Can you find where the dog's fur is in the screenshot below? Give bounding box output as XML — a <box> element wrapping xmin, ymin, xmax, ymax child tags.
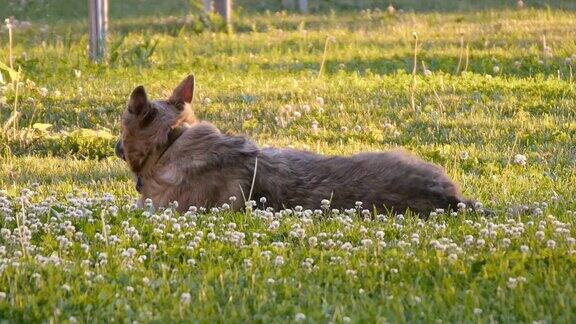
<box><xmin>116</xmin><ymin>75</ymin><xmax>478</xmax><ymax>216</ymax></box>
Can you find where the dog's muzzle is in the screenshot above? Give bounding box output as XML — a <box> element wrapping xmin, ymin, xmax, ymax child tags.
<box><xmin>115</xmin><ymin>140</ymin><xmax>125</xmax><ymax>161</ymax></box>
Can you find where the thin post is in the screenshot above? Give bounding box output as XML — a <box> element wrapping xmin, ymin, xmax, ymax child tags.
<box><xmin>88</xmin><ymin>0</ymin><xmax>108</xmax><ymax>62</ymax></box>
<box><xmin>214</xmin><ymin>0</ymin><xmax>232</xmax><ymax>26</ymax></box>
<box><xmin>298</xmin><ymin>0</ymin><xmax>308</xmax><ymax>13</ymax></box>
<box><xmin>103</xmin><ymin>0</ymin><xmax>108</xmax><ymax>32</ymax></box>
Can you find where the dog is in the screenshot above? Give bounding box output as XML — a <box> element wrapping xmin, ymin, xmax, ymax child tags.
<box><xmin>116</xmin><ymin>75</ymin><xmax>483</xmax><ymax>216</ymax></box>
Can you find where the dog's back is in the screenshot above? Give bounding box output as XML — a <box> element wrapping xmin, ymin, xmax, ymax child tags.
<box><xmin>254</xmin><ymin>148</ymin><xmax>465</xmax><ymax>214</ymax></box>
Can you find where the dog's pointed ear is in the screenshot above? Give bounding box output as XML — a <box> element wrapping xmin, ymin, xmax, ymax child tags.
<box><xmin>169</xmin><ymin>75</ymin><xmax>195</xmax><ymax>109</ymax></box>
<box><xmin>128</xmin><ymin>85</ymin><xmax>149</xmax><ymax>115</ymax></box>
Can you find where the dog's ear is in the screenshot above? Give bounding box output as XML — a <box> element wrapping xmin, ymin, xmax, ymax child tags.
<box><xmin>169</xmin><ymin>75</ymin><xmax>195</xmax><ymax>109</ymax></box>
<box><xmin>128</xmin><ymin>85</ymin><xmax>149</xmax><ymax>115</ymax></box>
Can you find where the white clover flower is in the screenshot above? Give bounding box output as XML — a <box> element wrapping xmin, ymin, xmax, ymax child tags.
<box><xmin>547</xmin><ymin>240</ymin><xmax>556</xmax><ymax>249</ymax></box>
<box><xmin>535</xmin><ymin>231</ymin><xmax>545</xmax><ymax>240</ymax></box>
<box><xmin>474</xmin><ymin>308</ymin><xmax>483</xmax><ymax>315</ymax></box>
<box><xmin>311</xmin><ymin>120</ymin><xmax>319</xmax><ymax>135</ymax></box>
<box><xmin>180</xmin><ymin>292</ymin><xmax>192</xmax><ymax>305</ymax></box>
<box><xmin>295</xmin><ymin>313</ymin><xmax>306</xmax><ymax>322</ymax></box>
<box><xmin>507</xmin><ymin>277</ymin><xmax>518</xmax><ymax>289</ymax></box>
<box><xmin>274</xmin><ymin>256</ymin><xmax>284</xmax><ymax>266</ymax></box>
<box><xmin>423</xmin><ymin>69</ymin><xmax>432</xmax><ymax>77</ymax></box>
<box><xmin>5</xmin><ymin>18</ymin><xmax>13</xmax><ymax>29</ymax></box>
<box><xmin>308</xmin><ymin>236</ymin><xmax>317</xmax><ymax>246</ymax></box>
<box><xmin>0</xmin><ymin>292</ymin><xmax>6</xmax><ymax>300</ymax></box>
<box><xmin>448</xmin><ymin>253</ymin><xmax>458</xmax><ymax>263</ymax></box>
<box><xmin>315</xmin><ymin>97</ymin><xmax>324</xmax><ymax>106</ymax></box>
<box><xmin>361</xmin><ymin>238</ymin><xmax>373</xmax><ymax>247</ymax></box>
<box><xmin>341</xmin><ymin>242</ymin><xmax>353</xmax><ymax>251</ymax></box>
<box><xmin>513</xmin><ymin>154</ymin><xmax>527</xmax><ymax>166</ymax></box>
<box><xmin>520</xmin><ymin>245</ymin><xmax>530</xmax><ymax>254</ymax></box>
<box><xmin>460</xmin><ymin>151</ymin><xmax>469</xmax><ymax>160</ymax></box>
<box><xmin>126</xmin><ymin>286</ymin><xmax>134</xmax><ymax>293</ymax></box>
<box><xmin>343</xmin><ymin>316</ymin><xmax>352</xmax><ymax>323</ymax></box>
<box><xmin>39</xmin><ymin>87</ymin><xmax>48</xmax><ymax>97</ymax></box>
<box><xmin>268</xmin><ymin>220</ymin><xmax>280</xmax><ymax>231</ymax></box>
<box><xmin>493</xmin><ymin>66</ymin><xmax>500</xmax><ymax>73</ymax></box>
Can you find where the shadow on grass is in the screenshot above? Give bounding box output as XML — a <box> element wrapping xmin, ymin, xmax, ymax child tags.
<box><xmin>257</xmin><ymin>54</ymin><xmax>575</xmax><ymax>80</ymax></box>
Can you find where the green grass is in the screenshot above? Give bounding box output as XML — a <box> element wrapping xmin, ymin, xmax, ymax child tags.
<box><xmin>1</xmin><ymin>1</ymin><xmax>576</xmax><ymax>322</ymax></box>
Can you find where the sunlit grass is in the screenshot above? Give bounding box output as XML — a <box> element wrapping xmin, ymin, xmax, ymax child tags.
<box><xmin>0</xmin><ymin>2</ymin><xmax>575</xmax><ymax>322</ymax></box>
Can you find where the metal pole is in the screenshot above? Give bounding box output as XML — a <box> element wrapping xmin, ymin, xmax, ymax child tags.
<box><xmin>89</xmin><ymin>0</ymin><xmax>107</xmax><ymax>62</ymax></box>
<box><xmin>214</xmin><ymin>0</ymin><xmax>231</xmax><ymax>26</ymax></box>
<box><xmin>298</xmin><ymin>0</ymin><xmax>308</xmax><ymax>13</ymax></box>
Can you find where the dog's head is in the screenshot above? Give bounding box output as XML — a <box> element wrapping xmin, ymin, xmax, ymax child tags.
<box><xmin>116</xmin><ymin>75</ymin><xmax>197</xmax><ymax>174</ymax></box>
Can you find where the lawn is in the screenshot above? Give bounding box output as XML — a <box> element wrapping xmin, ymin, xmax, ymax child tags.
<box><xmin>0</xmin><ymin>0</ymin><xmax>575</xmax><ymax>322</ymax></box>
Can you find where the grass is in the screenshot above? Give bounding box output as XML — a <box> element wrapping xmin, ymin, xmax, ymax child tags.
<box><xmin>1</xmin><ymin>1</ymin><xmax>576</xmax><ymax>322</ymax></box>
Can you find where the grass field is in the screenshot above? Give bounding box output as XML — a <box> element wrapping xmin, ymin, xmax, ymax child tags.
<box><xmin>1</xmin><ymin>0</ymin><xmax>576</xmax><ymax>322</ymax></box>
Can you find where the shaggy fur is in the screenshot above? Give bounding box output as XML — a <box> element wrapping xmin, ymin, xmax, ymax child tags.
<box><xmin>116</xmin><ymin>75</ymin><xmax>479</xmax><ymax>216</ymax></box>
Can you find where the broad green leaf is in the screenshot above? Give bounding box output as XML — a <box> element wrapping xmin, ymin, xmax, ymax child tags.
<box><xmin>71</xmin><ymin>128</ymin><xmax>115</xmax><ymax>140</ymax></box>
<box><xmin>32</xmin><ymin>123</ymin><xmax>53</xmax><ymax>132</ymax></box>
